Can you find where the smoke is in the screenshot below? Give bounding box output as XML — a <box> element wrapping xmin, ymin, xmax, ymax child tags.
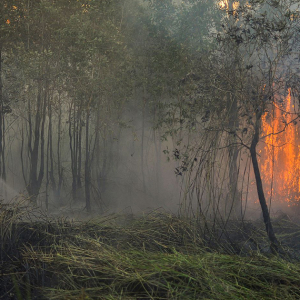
<box><xmin>0</xmin><ymin>179</ymin><xmax>19</xmax><ymax>203</ymax></box>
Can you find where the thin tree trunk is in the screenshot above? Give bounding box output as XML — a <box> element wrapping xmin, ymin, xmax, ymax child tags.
<box><xmin>57</xmin><ymin>92</ymin><xmax>63</xmax><ymax>203</ymax></box>
<box><xmin>85</xmin><ymin>110</ymin><xmax>91</xmax><ymax>212</ymax></box>
<box><xmin>71</xmin><ymin>104</ymin><xmax>83</xmax><ymax>203</ymax></box>
<box><xmin>2</xmin><ymin>113</ymin><xmax>5</xmax><ymax>181</ymax></box>
<box><xmin>78</xmin><ymin>113</ymin><xmax>82</xmax><ymax>188</ymax></box>
<box><xmin>141</xmin><ymin>98</ymin><xmax>146</xmax><ymax>193</ymax></box>
<box><xmin>69</xmin><ymin>104</ymin><xmax>75</xmax><ymax>200</ymax></box>
<box><xmin>228</xmin><ymin>142</ymin><xmax>241</xmax><ymax>218</ymax></box>
<box><xmin>46</xmin><ymin>115</ymin><xmax>50</xmax><ymax>210</ymax></box>
<box><xmin>48</xmin><ymin>99</ymin><xmax>56</xmax><ymax>192</ymax></box>
<box><xmin>25</xmin><ymin>79</ymin><xmax>47</xmax><ymax>205</ymax></box>
<box><xmin>0</xmin><ymin>45</ymin><xmax>6</xmax><ymax>180</ymax></box>
<box><xmin>27</xmin><ymin>82</ymin><xmax>41</xmax><ymax>204</ymax></box>
<box><xmin>95</xmin><ymin>107</ymin><xmax>102</xmax><ymax>193</ymax></box>
<box><xmin>250</xmin><ymin>116</ymin><xmax>279</xmax><ymax>253</ymax></box>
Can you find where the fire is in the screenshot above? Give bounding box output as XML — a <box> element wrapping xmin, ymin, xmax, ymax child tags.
<box><xmin>259</xmin><ymin>89</ymin><xmax>300</xmax><ymax>207</ymax></box>
<box><xmin>219</xmin><ymin>0</ymin><xmax>229</xmax><ymax>9</ymax></box>
<box><xmin>218</xmin><ymin>1</ymin><xmax>240</xmax><ymax>11</ymax></box>
<box><xmin>232</xmin><ymin>1</ymin><xmax>240</xmax><ymax>10</ymax></box>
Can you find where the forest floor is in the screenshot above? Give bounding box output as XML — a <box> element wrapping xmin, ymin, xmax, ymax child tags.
<box><xmin>1</xmin><ymin>202</ymin><xmax>300</xmax><ymax>300</ymax></box>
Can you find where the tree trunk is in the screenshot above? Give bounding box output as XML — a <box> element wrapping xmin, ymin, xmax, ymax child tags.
<box><xmin>228</xmin><ymin>94</ymin><xmax>241</xmax><ymax>219</ymax></box>
<box><xmin>69</xmin><ymin>104</ymin><xmax>83</xmax><ymax>203</ymax></box>
<box><xmin>56</xmin><ymin>92</ymin><xmax>63</xmax><ymax>203</ymax></box>
<box><xmin>85</xmin><ymin>110</ymin><xmax>91</xmax><ymax>212</ymax></box>
<box><xmin>250</xmin><ymin>116</ymin><xmax>279</xmax><ymax>253</ymax></box>
<box><xmin>0</xmin><ymin>45</ymin><xmax>6</xmax><ymax>181</ymax></box>
<box><xmin>141</xmin><ymin>97</ymin><xmax>146</xmax><ymax>193</ymax></box>
<box><xmin>24</xmin><ymin>80</ymin><xmax>46</xmax><ymax>205</ymax></box>
<box><xmin>69</xmin><ymin>104</ymin><xmax>77</xmax><ymax>202</ymax></box>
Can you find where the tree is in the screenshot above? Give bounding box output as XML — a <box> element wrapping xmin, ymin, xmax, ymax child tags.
<box><xmin>160</xmin><ymin>0</ymin><xmax>300</xmax><ymax>251</ymax></box>
<box><xmin>222</xmin><ymin>0</ymin><xmax>300</xmax><ymax>251</ymax></box>
<box><xmin>0</xmin><ymin>1</ymin><xmax>29</xmax><ymax>182</ymax></box>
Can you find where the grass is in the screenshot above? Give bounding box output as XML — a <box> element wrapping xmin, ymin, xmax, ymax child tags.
<box><xmin>1</xmin><ymin>203</ymin><xmax>300</xmax><ymax>299</ymax></box>
<box><xmin>24</xmin><ymin>243</ymin><xmax>300</xmax><ymax>299</ymax></box>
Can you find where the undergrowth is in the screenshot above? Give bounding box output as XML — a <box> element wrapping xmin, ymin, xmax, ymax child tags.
<box><xmin>1</xmin><ymin>202</ymin><xmax>300</xmax><ymax>299</ymax></box>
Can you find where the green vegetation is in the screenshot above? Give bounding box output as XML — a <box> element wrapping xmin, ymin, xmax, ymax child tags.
<box><xmin>1</xmin><ymin>202</ymin><xmax>300</xmax><ymax>299</ymax></box>
<box><xmin>1</xmin><ymin>1</ymin><xmax>300</xmax><ymax>298</ymax></box>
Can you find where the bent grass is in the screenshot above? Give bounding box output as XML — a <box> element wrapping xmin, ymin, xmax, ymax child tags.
<box><xmin>1</xmin><ymin>205</ymin><xmax>300</xmax><ymax>299</ymax></box>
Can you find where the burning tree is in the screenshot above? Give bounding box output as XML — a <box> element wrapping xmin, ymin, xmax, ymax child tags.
<box><xmin>165</xmin><ymin>0</ymin><xmax>300</xmax><ymax>252</ymax></box>
<box><xmin>242</xmin><ymin>0</ymin><xmax>300</xmax><ymax>251</ymax></box>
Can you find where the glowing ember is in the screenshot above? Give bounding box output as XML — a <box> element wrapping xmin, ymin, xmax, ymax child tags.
<box><xmin>218</xmin><ymin>1</ymin><xmax>240</xmax><ymax>11</ymax></box>
<box><xmin>259</xmin><ymin>89</ymin><xmax>300</xmax><ymax>207</ymax></box>
<box><xmin>219</xmin><ymin>0</ymin><xmax>229</xmax><ymax>9</ymax></box>
<box><xmin>232</xmin><ymin>1</ymin><xmax>240</xmax><ymax>10</ymax></box>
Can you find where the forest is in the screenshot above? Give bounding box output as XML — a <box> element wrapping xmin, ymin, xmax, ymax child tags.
<box><xmin>1</xmin><ymin>0</ymin><xmax>300</xmax><ymax>299</ymax></box>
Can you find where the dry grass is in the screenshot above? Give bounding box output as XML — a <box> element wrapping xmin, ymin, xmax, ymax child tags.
<box><xmin>1</xmin><ymin>203</ymin><xmax>300</xmax><ymax>299</ymax></box>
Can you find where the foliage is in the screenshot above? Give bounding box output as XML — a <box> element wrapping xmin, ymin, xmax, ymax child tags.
<box><xmin>157</xmin><ymin>0</ymin><xmax>300</xmax><ymax>243</ymax></box>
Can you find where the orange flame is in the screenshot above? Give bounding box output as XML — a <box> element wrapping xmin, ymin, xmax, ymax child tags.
<box><xmin>219</xmin><ymin>1</ymin><xmax>240</xmax><ymax>11</ymax></box>
<box><xmin>219</xmin><ymin>0</ymin><xmax>229</xmax><ymax>9</ymax></box>
<box><xmin>259</xmin><ymin>89</ymin><xmax>300</xmax><ymax>207</ymax></box>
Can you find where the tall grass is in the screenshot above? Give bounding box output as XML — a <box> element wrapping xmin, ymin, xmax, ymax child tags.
<box><xmin>1</xmin><ymin>203</ymin><xmax>300</xmax><ymax>299</ymax></box>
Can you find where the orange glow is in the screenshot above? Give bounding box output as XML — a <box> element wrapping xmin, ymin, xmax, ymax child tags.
<box><xmin>233</xmin><ymin>1</ymin><xmax>240</xmax><ymax>10</ymax></box>
<box><xmin>5</xmin><ymin>19</ymin><xmax>10</xmax><ymax>24</ymax></box>
<box><xmin>290</xmin><ymin>12</ymin><xmax>300</xmax><ymax>21</ymax></box>
<box><xmin>12</xmin><ymin>5</ymin><xmax>17</xmax><ymax>10</ymax></box>
<box><xmin>245</xmin><ymin>2</ymin><xmax>251</xmax><ymax>8</ymax></box>
<box><xmin>219</xmin><ymin>1</ymin><xmax>241</xmax><ymax>16</ymax></box>
<box><xmin>219</xmin><ymin>0</ymin><xmax>229</xmax><ymax>9</ymax></box>
<box><xmin>259</xmin><ymin>89</ymin><xmax>300</xmax><ymax>207</ymax></box>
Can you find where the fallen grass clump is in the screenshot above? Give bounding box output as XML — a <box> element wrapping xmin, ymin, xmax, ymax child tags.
<box><xmin>1</xmin><ymin>205</ymin><xmax>300</xmax><ymax>299</ymax></box>
<box><xmin>22</xmin><ymin>240</ymin><xmax>300</xmax><ymax>300</ymax></box>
